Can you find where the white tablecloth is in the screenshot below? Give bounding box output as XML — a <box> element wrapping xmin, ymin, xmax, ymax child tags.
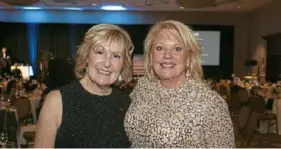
<box><xmin>258</xmin><ymin>99</ymin><xmax>281</xmax><ymax>135</ymax></box>
<box><xmin>273</xmin><ymin>99</ymin><xmax>281</xmax><ymax>135</ymax></box>
<box><xmin>28</xmin><ymin>96</ymin><xmax>40</xmax><ymax>123</ymax></box>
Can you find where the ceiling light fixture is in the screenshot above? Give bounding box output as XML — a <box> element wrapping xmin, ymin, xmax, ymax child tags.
<box><xmin>63</xmin><ymin>7</ymin><xmax>83</xmax><ymax>10</ymax></box>
<box><xmin>21</xmin><ymin>6</ymin><xmax>41</xmax><ymax>10</ymax></box>
<box><xmin>100</xmin><ymin>5</ymin><xmax>127</xmax><ymax>10</ymax></box>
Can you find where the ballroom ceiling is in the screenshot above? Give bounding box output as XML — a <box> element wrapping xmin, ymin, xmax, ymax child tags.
<box><xmin>0</xmin><ymin>0</ymin><xmax>275</xmax><ymax>12</ymax></box>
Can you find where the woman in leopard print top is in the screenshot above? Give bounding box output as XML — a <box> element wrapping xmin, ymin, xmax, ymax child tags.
<box><xmin>124</xmin><ymin>20</ymin><xmax>235</xmax><ymax>148</ymax></box>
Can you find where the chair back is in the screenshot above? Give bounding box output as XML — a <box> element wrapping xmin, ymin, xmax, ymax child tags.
<box><xmin>219</xmin><ymin>84</ymin><xmax>228</xmax><ymax>97</ymax></box>
<box><xmin>266</xmin><ymin>98</ymin><xmax>274</xmax><ymax>110</ymax></box>
<box><xmin>237</xmin><ymin>106</ymin><xmax>251</xmax><ymax>130</ymax></box>
<box><xmin>241</xmin><ymin>112</ymin><xmax>259</xmax><ymax>146</ymax></box>
<box><xmin>249</xmin><ymin>95</ymin><xmax>266</xmax><ymax>114</ymax></box>
<box><xmin>6</xmin><ymin>80</ymin><xmax>17</xmax><ymax>95</ymax></box>
<box><xmin>238</xmin><ymin>89</ymin><xmax>249</xmax><ymax>104</ymax></box>
<box><xmin>229</xmin><ymin>92</ymin><xmax>242</xmax><ymax>112</ymax></box>
<box><xmin>13</xmin><ymin>97</ymin><xmax>30</xmax><ymax>118</ymax></box>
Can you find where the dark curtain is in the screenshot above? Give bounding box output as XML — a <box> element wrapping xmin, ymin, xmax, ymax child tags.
<box><xmin>0</xmin><ymin>23</ymin><xmax>150</xmax><ymax>75</ymax></box>
<box><xmin>37</xmin><ymin>24</ymin><xmax>92</xmax><ymax>58</ymax></box>
<box><xmin>0</xmin><ymin>23</ymin><xmax>97</xmax><ymax>74</ymax></box>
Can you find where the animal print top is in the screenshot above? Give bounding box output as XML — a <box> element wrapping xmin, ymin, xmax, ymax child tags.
<box><xmin>124</xmin><ymin>76</ymin><xmax>235</xmax><ymax>148</ymax></box>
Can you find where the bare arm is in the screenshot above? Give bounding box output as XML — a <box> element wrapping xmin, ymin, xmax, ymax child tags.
<box><xmin>34</xmin><ymin>90</ymin><xmax>63</xmax><ymax>148</ymax></box>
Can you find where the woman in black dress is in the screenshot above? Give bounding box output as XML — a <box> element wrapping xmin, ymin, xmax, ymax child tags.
<box><xmin>34</xmin><ymin>24</ymin><xmax>134</xmax><ymax>148</ymax></box>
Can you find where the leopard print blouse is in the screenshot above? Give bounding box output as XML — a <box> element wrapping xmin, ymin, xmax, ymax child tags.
<box><xmin>124</xmin><ymin>76</ymin><xmax>235</xmax><ymax>148</ymax></box>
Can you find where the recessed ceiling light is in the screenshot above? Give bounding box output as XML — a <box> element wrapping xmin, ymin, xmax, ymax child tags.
<box><xmin>236</xmin><ymin>5</ymin><xmax>241</xmax><ymax>9</ymax></box>
<box><xmin>64</xmin><ymin>7</ymin><xmax>83</xmax><ymax>10</ymax></box>
<box><xmin>180</xmin><ymin>7</ymin><xmax>184</xmax><ymax>9</ymax></box>
<box><xmin>100</xmin><ymin>5</ymin><xmax>127</xmax><ymax>10</ymax></box>
<box><xmin>92</xmin><ymin>3</ymin><xmax>97</xmax><ymax>6</ymax></box>
<box><xmin>21</xmin><ymin>6</ymin><xmax>41</xmax><ymax>10</ymax></box>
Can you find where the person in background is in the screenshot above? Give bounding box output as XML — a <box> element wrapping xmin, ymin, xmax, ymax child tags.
<box><xmin>230</xmin><ymin>77</ymin><xmax>243</xmax><ymax>93</ymax></box>
<box><xmin>259</xmin><ymin>76</ymin><xmax>266</xmax><ymax>87</ymax></box>
<box><xmin>11</xmin><ymin>63</ymin><xmax>22</xmax><ymax>79</ymax></box>
<box><xmin>66</xmin><ymin>56</ymin><xmax>74</xmax><ymax>65</ymax></box>
<box><xmin>36</xmin><ymin>57</ymin><xmax>75</xmax><ymax>119</ymax></box>
<box><xmin>34</xmin><ymin>24</ymin><xmax>134</xmax><ymax>148</ymax></box>
<box><xmin>38</xmin><ymin>51</ymin><xmax>53</xmax><ymax>83</ymax></box>
<box><xmin>124</xmin><ymin>20</ymin><xmax>235</xmax><ymax>148</ymax></box>
<box><xmin>0</xmin><ymin>47</ymin><xmax>12</xmax><ymax>75</ymax></box>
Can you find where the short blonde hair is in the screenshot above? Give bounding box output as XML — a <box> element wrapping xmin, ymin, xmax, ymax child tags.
<box><xmin>144</xmin><ymin>20</ymin><xmax>203</xmax><ymax>81</ymax></box>
<box><xmin>75</xmin><ymin>24</ymin><xmax>134</xmax><ymax>84</ymax></box>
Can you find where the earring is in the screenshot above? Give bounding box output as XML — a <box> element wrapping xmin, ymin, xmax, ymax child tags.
<box><xmin>85</xmin><ymin>67</ymin><xmax>88</xmax><ymax>73</ymax></box>
<box><xmin>84</xmin><ymin>64</ymin><xmax>88</xmax><ymax>73</ymax></box>
<box><xmin>118</xmin><ymin>74</ymin><xmax>122</xmax><ymax>81</ymax></box>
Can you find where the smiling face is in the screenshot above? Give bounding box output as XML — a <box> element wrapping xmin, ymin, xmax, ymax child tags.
<box><xmin>151</xmin><ymin>29</ymin><xmax>189</xmax><ymax>82</ymax></box>
<box><xmin>86</xmin><ymin>40</ymin><xmax>125</xmax><ymax>86</ymax></box>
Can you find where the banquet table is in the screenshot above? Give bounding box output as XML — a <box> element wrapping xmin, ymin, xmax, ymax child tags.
<box><xmin>28</xmin><ymin>96</ymin><xmax>41</xmax><ymax>124</ymax></box>
<box><xmin>258</xmin><ymin>98</ymin><xmax>281</xmax><ymax>135</ymax></box>
<box><xmin>273</xmin><ymin>99</ymin><xmax>281</xmax><ymax>135</ymax></box>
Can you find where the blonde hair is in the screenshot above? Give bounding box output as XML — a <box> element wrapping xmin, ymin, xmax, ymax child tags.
<box><xmin>144</xmin><ymin>20</ymin><xmax>203</xmax><ymax>81</ymax></box>
<box><xmin>75</xmin><ymin>24</ymin><xmax>134</xmax><ymax>84</ymax></box>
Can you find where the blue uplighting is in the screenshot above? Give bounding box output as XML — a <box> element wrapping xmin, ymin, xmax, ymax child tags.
<box><xmin>100</xmin><ymin>5</ymin><xmax>127</xmax><ymax>11</ymax></box>
<box><xmin>27</xmin><ymin>24</ymin><xmax>38</xmax><ymax>74</ymax></box>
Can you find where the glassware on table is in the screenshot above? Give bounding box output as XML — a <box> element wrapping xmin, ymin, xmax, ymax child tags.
<box><xmin>6</xmin><ymin>141</ymin><xmax>15</xmax><ymax>148</ymax></box>
<box><xmin>0</xmin><ymin>95</ymin><xmax>4</xmax><ymax>105</ymax></box>
<box><xmin>0</xmin><ymin>106</ymin><xmax>8</xmax><ymax>148</ymax></box>
<box><xmin>0</xmin><ymin>131</ymin><xmax>8</xmax><ymax>148</ymax></box>
<box><xmin>3</xmin><ymin>95</ymin><xmax>12</xmax><ymax>108</ymax></box>
<box><xmin>6</xmin><ymin>96</ymin><xmax>11</xmax><ymax>104</ymax></box>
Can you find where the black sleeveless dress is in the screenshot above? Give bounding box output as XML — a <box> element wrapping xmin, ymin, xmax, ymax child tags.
<box><xmin>54</xmin><ymin>80</ymin><xmax>131</xmax><ymax>148</ymax></box>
